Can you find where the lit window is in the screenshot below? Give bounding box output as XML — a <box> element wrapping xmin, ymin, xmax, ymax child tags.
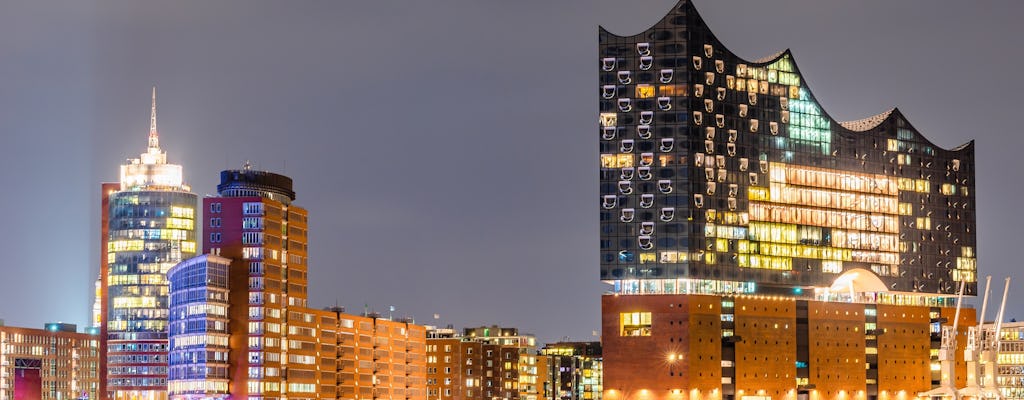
<box><xmin>619</xmin><ymin>312</ymin><xmax>652</xmax><ymax>336</ymax></box>
<box><xmin>635</xmin><ymin>84</ymin><xmax>655</xmax><ymax>99</ymax></box>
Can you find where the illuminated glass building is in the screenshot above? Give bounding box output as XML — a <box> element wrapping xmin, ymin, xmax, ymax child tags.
<box><xmin>166</xmin><ymin>255</ymin><xmax>231</xmax><ymax>400</ymax></box>
<box><xmin>599</xmin><ymin>2</ymin><xmax>976</xmax><ymax>299</ymax></box>
<box><xmin>597</xmin><ymin>2</ymin><xmax>978</xmax><ymax>400</ymax></box>
<box><xmin>105</xmin><ymin>88</ymin><xmax>198</xmax><ymax>400</ymax></box>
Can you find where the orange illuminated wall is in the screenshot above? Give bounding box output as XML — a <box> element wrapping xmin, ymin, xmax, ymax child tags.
<box><xmin>806</xmin><ymin>301</ymin><xmax>866</xmax><ymax>398</ymax></box>
<box><xmin>333</xmin><ymin>311</ymin><xmax>426</xmax><ymax>400</ymax></box>
<box><xmin>602</xmin><ymin>294</ymin><xmax>975</xmax><ymax>400</ymax></box>
<box><xmin>734</xmin><ymin>297</ymin><xmax>796</xmax><ymax>399</ymax></box>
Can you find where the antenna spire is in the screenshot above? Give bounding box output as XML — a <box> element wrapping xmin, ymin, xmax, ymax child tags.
<box><xmin>148</xmin><ymin>86</ymin><xmax>159</xmax><ymax>150</ymax></box>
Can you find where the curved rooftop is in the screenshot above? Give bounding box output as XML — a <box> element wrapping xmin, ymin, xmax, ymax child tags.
<box><xmin>599</xmin><ymin>0</ymin><xmax>972</xmax><ymax>153</ymax></box>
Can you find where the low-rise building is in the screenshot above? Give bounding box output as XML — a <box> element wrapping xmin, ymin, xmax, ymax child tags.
<box><xmin>540</xmin><ymin>342</ymin><xmax>602</xmax><ymax>400</ymax></box>
<box><xmin>0</xmin><ymin>322</ymin><xmax>100</xmax><ymax>400</ymax></box>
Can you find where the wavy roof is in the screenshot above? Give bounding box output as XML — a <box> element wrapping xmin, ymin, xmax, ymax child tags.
<box><xmin>599</xmin><ymin>0</ymin><xmax>973</xmax><ymax>154</ymax></box>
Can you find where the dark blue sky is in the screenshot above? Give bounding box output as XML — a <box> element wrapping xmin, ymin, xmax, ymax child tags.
<box><xmin>0</xmin><ymin>0</ymin><xmax>1021</xmax><ymax>343</ymax></box>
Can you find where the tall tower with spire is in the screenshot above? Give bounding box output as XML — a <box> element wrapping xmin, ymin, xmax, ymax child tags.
<box><xmin>102</xmin><ymin>87</ymin><xmax>198</xmax><ymax>400</ymax></box>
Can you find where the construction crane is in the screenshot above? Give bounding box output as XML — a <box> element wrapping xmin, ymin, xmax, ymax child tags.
<box><xmin>959</xmin><ymin>276</ymin><xmax>992</xmax><ymax>399</ymax></box>
<box><xmin>921</xmin><ymin>280</ymin><xmax>966</xmax><ymax>400</ymax></box>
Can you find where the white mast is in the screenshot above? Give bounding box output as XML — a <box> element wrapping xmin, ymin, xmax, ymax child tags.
<box><xmin>148</xmin><ymin>85</ymin><xmax>159</xmax><ymax>150</ymax></box>
<box><xmin>960</xmin><ymin>276</ymin><xmax>992</xmax><ymax>397</ymax></box>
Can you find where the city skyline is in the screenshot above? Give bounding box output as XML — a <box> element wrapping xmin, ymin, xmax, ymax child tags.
<box><xmin>0</xmin><ymin>0</ymin><xmax>1022</xmax><ymax>344</ymax></box>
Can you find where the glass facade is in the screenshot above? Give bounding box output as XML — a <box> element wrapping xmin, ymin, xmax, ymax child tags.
<box><xmin>105</xmin><ymin>88</ymin><xmax>197</xmax><ymax>400</ymax></box>
<box><xmin>598</xmin><ymin>0</ymin><xmax>976</xmax><ymax>297</ymax></box>
<box><xmin>167</xmin><ymin>255</ymin><xmax>231</xmax><ymax>400</ymax></box>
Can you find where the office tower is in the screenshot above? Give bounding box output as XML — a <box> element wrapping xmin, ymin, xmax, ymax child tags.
<box><xmin>539</xmin><ymin>342</ymin><xmax>602</xmax><ymax>400</ymax></box>
<box><xmin>598</xmin><ymin>2</ymin><xmax>977</xmax><ymax>399</ymax></box>
<box><xmin>166</xmin><ymin>255</ymin><xmax>232</xmax><ymax>400</ymax></box>
<box><xmin>105</xmin><ymin>88</ymin><xmax>198</xmax><ymax>400</ymax></box>
<box><xmin>0</xmin><ymin>322</ymin><xmax>101</xmax><ymax>400</ymax></box>
<box><xmin>202</xmin><ymin>167</ymin><xmax>318</xmax><ymax>400</ymax></box>
<box><xmin>330</xmin><ymin>308</ymin><xmax>427</xmax><ymax>400</ymax></box>
<box><xmin>426</xmin><ymin>326</ymin><xmax>538</xmax><ymax>400</ymax></box>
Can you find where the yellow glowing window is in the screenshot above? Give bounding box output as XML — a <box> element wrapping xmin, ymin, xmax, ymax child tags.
<box><xmin>600</xmin><ymin>113</ymin><xmax>617</xmax><ymax>127</ymax></box>
<box><xmin>635</xmin><ymin>84</ymin><xmax>655</xmax><ymax>99</ymax></box>
<box><xmin>941</xmin><ymin>184</ymin><xmax>956</xmax><ymax>195</ymax></box>
<box><xmin>963</xmin><ymin>246</ymin><xmax>975</xmax><ymax>258</ymax></box>
<box><xmin>170</xmin><ymin>206</ymin><xmax>194</xmax><ymax>219</ymax></box>
<box><xmin>639</xmin><ymin>253</ymin><xmax>656</xmax><ymax>264</ymax></box>
<box><xmin>602</xmin><ymin>154</ymin><xmax>634</xmax><ymax>168</ymax></box>
<box><xmin>619</xmin><ymin>312</ymin><xmax>651</xmax><ymax>337</ymax></box>
<box><xmin>915</xmin><ymin>179</ymin><xmax>930</xmax><ymax>193</ymax></box>
<box><xmin>789</xmin><ymin>85</ymin><xmax>800</xmax><ymax>99</ymax></box>
<box><xmin>716</xmin><ymin>238</ymin><xmax>728</xmax><ymax>252</ymax></box>
<box><xmin>898</xmin><ymin>203</ymin><xmax>913</xmax><ymax>215</ymax></box>
<box><xmin>658</xmin><ymin>84</ymin><xmax>687</xmax><ymax>97</ymax></box>
<box><xmin>888</xmin><ymin>139</ymin><xmax>899</xmax><ymax>152</ymax></box>
<box><xmin>822</xmin><ymin>261</ymin><xmax>842</xmax><ymax>274</ymax></box>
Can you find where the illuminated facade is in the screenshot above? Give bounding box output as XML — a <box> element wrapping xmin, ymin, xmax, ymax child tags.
<box><xmin>597</xmin><ymin>2</ymin><xmax>980</xmax><ymax>400</ymax></box>
<box><xmin>539</xmin><ymin>342</ymin><xmax>602</xmax><ymax>400</ymax></box>
<box><xmin>166</xmin><ymin>255</ymin><xmax>232</xmax><ymax>400</ymax></box>
<box><xmin>105</xmin><ymin>88</ymin><xmax>197</xmax><ymax>400</ymax></box>
<box><xmin>990</xmin><ymin>322</ymin><xmax>1024</xmax><ymax>399</ymax></box>
<box><xmin>330</xmin><ymin>308</ymin><xmax>427</xmax><ymax>400</ymax></box>
<box><xmin>203</xmin><ymin>168</ymin><xmax>325</xmax><ymax>400</ymax></box>
<box><xmin>0</xmin><ymin>323</ymin><xmax>100</xmax><ymax>400</ymax></box>
<box><xmin>598</xmin><ymin>1</ymin><xmax>976</xmax><ymax>298</ymax></box>
<box><xmin>426</xmin><ymin>326</ymin><xmax>539</xmax><ymax>400</ymax></box>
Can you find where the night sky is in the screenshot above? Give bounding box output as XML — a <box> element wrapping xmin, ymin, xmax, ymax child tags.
<box><xmin>1</xmin><ymin>0</ymin><xmax>1022</xmax><ymax>344</ymax></box>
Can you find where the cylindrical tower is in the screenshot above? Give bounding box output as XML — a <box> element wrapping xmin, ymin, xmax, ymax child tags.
<box><xmin>105</xmin><ymin>88</ymin><xmax>198</xmax><ymax>400</ymax></box>
<box><xmin>167</xmin><ymin>255</ymin><xmax>232</xmax><ymax>400</ymax></box>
